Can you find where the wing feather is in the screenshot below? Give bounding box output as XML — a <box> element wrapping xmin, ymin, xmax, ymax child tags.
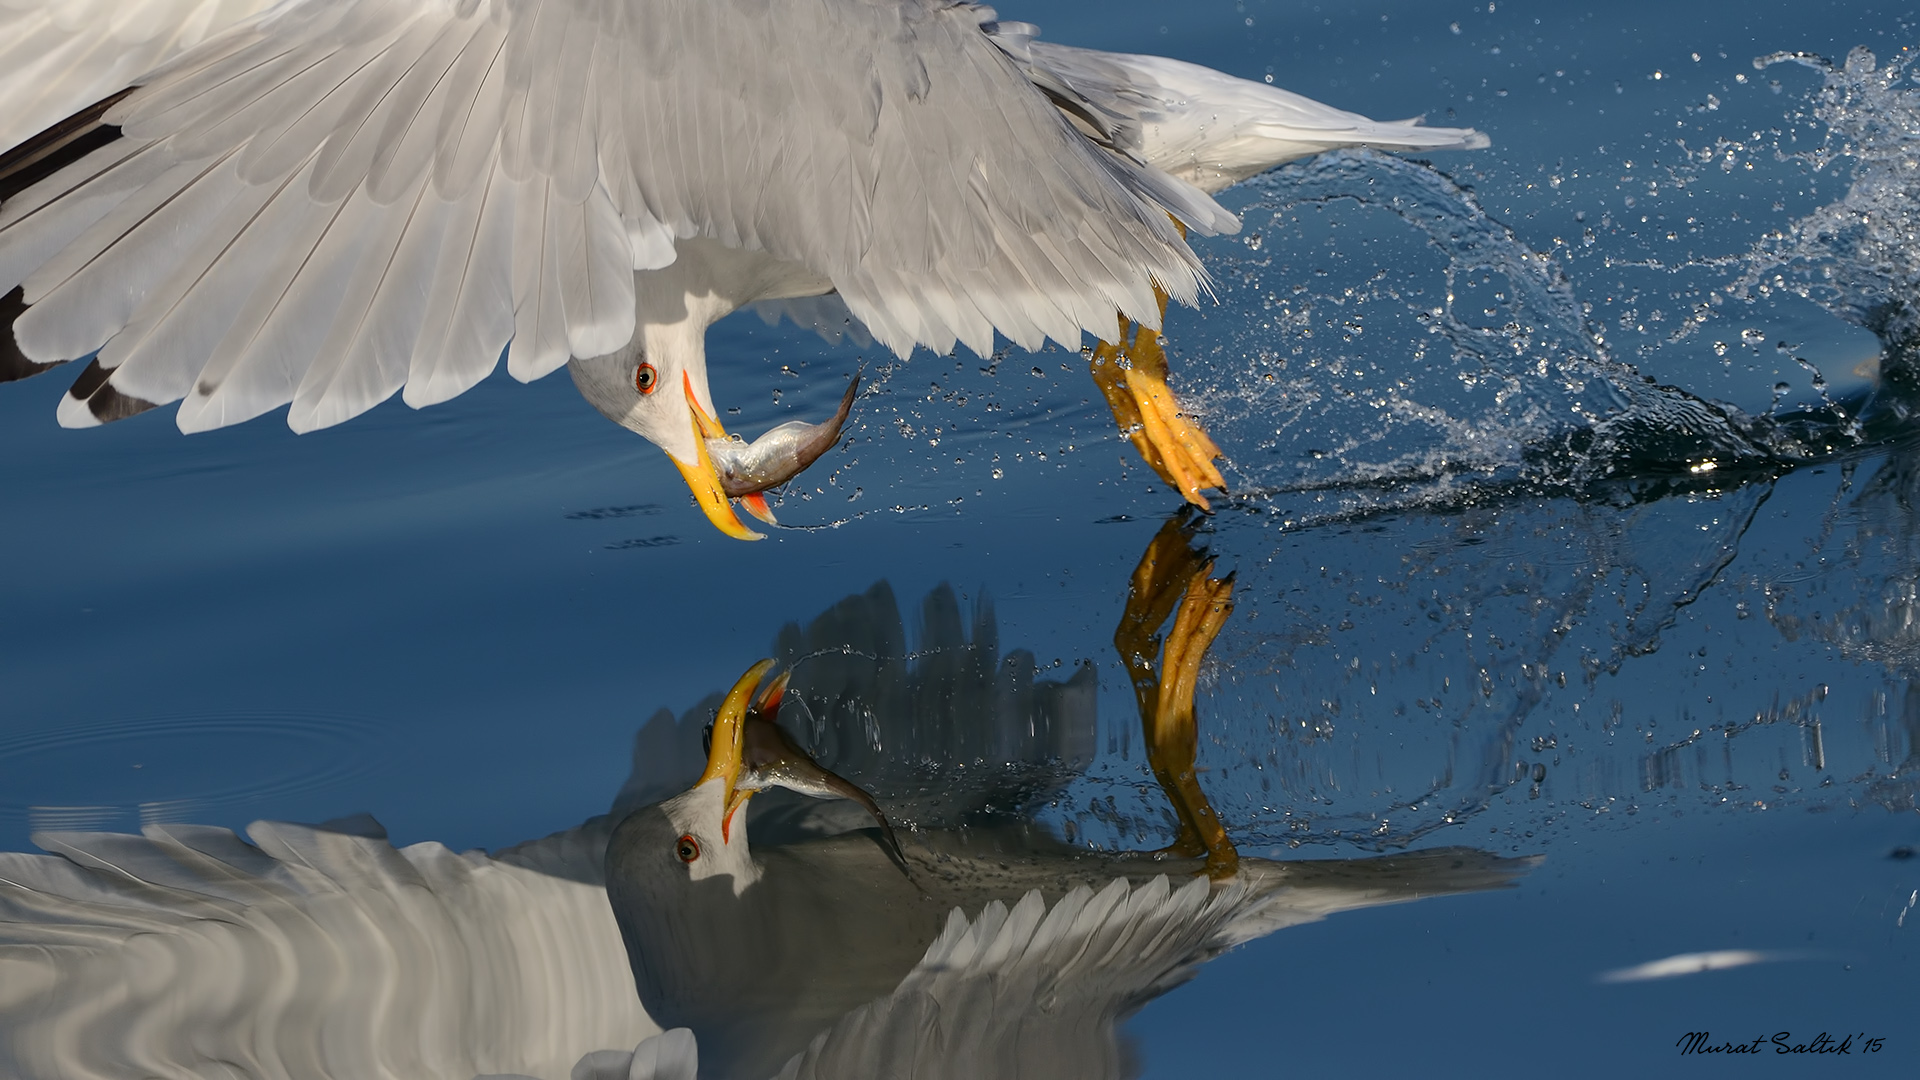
<box><xmin>3</xmin><ymin>0</ymin><xmax>1230</xmax><ymax>436</ymax></box>
<box><xmin>0</xmin><ymin>139</ymin><xmax>163</xmax><ymax>291</ymax></box>
<box><xmin>172</xmin><ymin>173</ymin><xmax>364</xmax><ymax>431</ymax></box>
<box><xmin>404</xmin><ymin>162</ymin><xmax>513</xmax><ymax>406</ymax></box>
<box><xmin>0</xmin><ymin>0</ymin><xmax>283</xmax><ymax>155</ymax></box>
<box><xmin>430</xmin><ymin>11</ymin><xmax>509</xmax><ymax>200</ymax></box>
<box><xmin>362</xmin><ymin>13</ymin><xmax>483</xmax><ymax>203</ymax></box>
<box><xmin>289</xmin><ymin>179</ymin><xmax>448</xmax><ymax>430</ymax></box>
<box><xmin>89</xmin><ymin>152</ymin><xmax>320</xmax><ymax>408</ymax></box>
<box><xmin>505</xmin><ymin>174</ymin><xmax>568</xmax><ymax>380</ymax></box>
<box><xmin>308</xmin><ymin>13</ymin><xmax>448</xmax><ymax>204</ymax></box>
<box><xmin>16</xmin><ymin>150</ymin><xmax>242</xmax><ymax>359</ymax></box>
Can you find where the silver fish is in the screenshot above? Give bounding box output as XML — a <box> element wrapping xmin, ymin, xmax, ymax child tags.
<box><xmin>707</xmin><ymin>373</ymin><xmax>860</xmax><ymax>497</ymax></box>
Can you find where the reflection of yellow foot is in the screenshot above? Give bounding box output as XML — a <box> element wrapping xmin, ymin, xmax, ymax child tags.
<box><xmin>1090</xmin><ymin>288</ymin><xmax>1226</xmax><ymax>510</ymax></box>
<box><xmin>1114</xmin><ymin>513</ymin><xmax>1239</xmax><ymax>880</ymax></box>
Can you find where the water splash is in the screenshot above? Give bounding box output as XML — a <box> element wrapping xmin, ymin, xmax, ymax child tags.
<box><xmin>1738</xmin><ymin>47</ymin><xmax>1920</xmax><ymax>403</ymax></box>
<box><xmin>1180</xmin><ymin>147</ymin><xmax>1897</xmax><ymax>529</ymax></box>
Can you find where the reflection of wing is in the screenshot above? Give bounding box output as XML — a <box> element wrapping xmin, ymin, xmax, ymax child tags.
<box><xmin>606</xmin><ymin>581</ymin><xmax>1097</xmax><ymax>832</ymax></box>
<box><xmin>0</xmin><ymin>1</ymin><xmax>276</xmax><ymax>154</ymax></box>
<box><xmin>780</xmin><ymin>849</ymin><xmax>1533</xmax><ymax>1079</ymax></box>
<box><xmin>0</xmin><ymin>816</ymin><xmax>653</xmax><ymax>1080</ymax></box>
<box><xmin>776</xmin><ymin>582</ymin><xmax>1096</xmax><ymax>815</ymax></box>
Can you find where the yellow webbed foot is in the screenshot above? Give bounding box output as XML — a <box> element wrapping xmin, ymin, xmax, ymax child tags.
<box><xmin>1089</xmin><ymin>289</ymin><xmax>1225</xmax><ymax>510</ymax></box>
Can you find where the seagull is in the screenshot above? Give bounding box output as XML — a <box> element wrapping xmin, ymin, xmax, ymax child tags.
<box><xmin>0</xmin><ymin>0</ymin><xmax>1487</xmax><ymax>538</ymax></box>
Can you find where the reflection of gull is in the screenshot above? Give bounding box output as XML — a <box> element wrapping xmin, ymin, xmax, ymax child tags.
<box><xmin>0</xmin><ymin>815</ymin><xmax>652</xmax><ymax>1079</ymax></box>
<box><xmin>0</xmin><ymin>579</ymin><xmax>1100</xmax><ymax>1080</ymax></box>
<box><xmin>0</xmin><ymin>0</ymin><xmax>1486</xmax><ymax>537</ymax></box>
<box><xmin>0</xmin><ymin>548</ymin><xmax>1533</xmax><ymax>1079</ymax></box>
<box><xmin>606</xmin><ymin>524</ymin><xmax>1534</xmax><ymax>1079</ymax></box>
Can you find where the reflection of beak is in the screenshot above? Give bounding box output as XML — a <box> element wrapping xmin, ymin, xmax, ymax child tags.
<box><xmin>702</xmin><ymin>659</ymin><xmax>777</xmax><ymax>840</ymax></box>
<box><xmin>735</xmin><ymin>672</ymin><xmax>911</xmax><ymax>878</ymax></box>
<box><xmin>674</xmin><ymin>373</ymin><xmax>763</xmax><ymax>542</ymax></box>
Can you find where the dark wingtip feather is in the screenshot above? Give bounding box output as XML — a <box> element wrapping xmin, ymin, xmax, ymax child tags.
<box><xmin>1</xmin><ymin>287</ymin><xmax>65</xmax><ymax>384</ymax></box>
<box><xmin>2</xmin><ymin>92</ymin><xmax>138</xmax><ymax>391</ymax></box>
<box><xmin>67</xmin><ymin>357</ymin><xmax>159</xmax><ymax>423</ymax></box>
<box><xmin>0</xmin><ymin>86</ymin><xmax>135</xmax><ymax>205</ymax></box>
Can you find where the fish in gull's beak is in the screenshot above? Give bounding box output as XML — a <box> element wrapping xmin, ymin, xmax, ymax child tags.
<box><xmin>679</xmin><ymin>372</ymin><xmax>861</xmax><ymax>537</ymax></box>
<box><xmin>706</xmin><ymin>373</ymin><xmax>860</xmax><ymax>499</ymax></box>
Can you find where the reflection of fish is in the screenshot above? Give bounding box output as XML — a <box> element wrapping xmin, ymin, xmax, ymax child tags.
<box><xmin>606</xmin><ymin>662</ymin><xmax>1536</xmax><ymax>1080</ymax></box>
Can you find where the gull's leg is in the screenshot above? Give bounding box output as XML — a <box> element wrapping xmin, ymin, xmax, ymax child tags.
<box><xmin>1089</xmin><ymin>286</ymin><xmax>1227</xmax><ymax>510</ymax></box>
<box><xmin>1114</xmin><ymin>512</ymin><xmax>1240</xmax><ymax>880</ymax></box>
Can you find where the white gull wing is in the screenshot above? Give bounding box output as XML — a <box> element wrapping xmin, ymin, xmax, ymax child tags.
<box><xmin>776</xmin><ymin>849</ymin><xmax>1532</xmax><ymax>1080</ymax></box>
<box><xmin>0</xmin><ymin>0</ymin><xmax>1232</xmax><ymax>434</ymax></box>
<box><xmin>0</xmin><ymin>819</ymin><xmax>654</xmax><ymax>1080</ymax></box>
<box><xmin>0</xmin><ymin>0</ymin><xmax>279</xmax><ymax>155</ymax></box>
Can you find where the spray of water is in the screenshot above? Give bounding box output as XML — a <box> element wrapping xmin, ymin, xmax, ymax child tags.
<box><xmin>1738</xmin><ymin>47</ymin><xmax>1920</xmax><ymax>400</ymax></box>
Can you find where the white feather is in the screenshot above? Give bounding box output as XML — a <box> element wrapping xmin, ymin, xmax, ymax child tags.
<box><xmin>0</xmin><ymin>0</ymin><xmax>282</xmax><ymax>155</ymax></box>
<box><xmin>402</xmin><ymin>162</ymin><xmax>513</xmax><ymax>407</ymax></box>
<box><xmin>16</xmin><ymin>150</ymin><xmax>245</xmax><ymax>360</ymax></box>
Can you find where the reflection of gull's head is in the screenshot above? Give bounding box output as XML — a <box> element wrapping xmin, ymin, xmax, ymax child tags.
<box><xmin>615</xmin><ymin>660</ymin><xmax>779</xmax><ymax>899</ymax></box>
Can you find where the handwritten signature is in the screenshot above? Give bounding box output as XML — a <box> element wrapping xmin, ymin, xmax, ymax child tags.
<box><xmin>1678</xmin><ymin>1032</ymin><xmax>1886</xmax><ymax>1056</ymax></box>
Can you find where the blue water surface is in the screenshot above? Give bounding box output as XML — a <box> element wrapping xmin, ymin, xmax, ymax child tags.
<box><xmin>2</xmin><ymin>0</ymin><xmax>1917</xmax><ymax>1076</ymax></box>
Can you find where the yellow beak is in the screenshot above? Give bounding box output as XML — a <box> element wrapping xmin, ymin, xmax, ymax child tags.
<box><xmin>674</xmin><ymin>372</ymin><xmax>763</xmax><ymax>541</ymax></box>
<box><xmin>703</xmin><ymin>658</ymin><xmax>777</xmax><ymax>840</ymax></box>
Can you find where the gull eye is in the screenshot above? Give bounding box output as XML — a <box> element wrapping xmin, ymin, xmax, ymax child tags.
<box><xmin>675</xmin><ymin>834</ymin><xmax>700</xmax><ymax>863</ymax></box>
<box><xmin>635</xmin><ymin>362</ymin><xmax>659</xmax><ymax>395</ymax></box>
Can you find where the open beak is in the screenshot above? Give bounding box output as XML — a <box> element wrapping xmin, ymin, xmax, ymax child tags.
<box><xmin>702</xmin><ymin>658</ymin><xmax>911</xmax><ymax>876</ymax></box>
<box><xmin>701</xmin><ymin>658</ymin><xmax>777</xmax><ymax>840</ymax></box>
<box><xmin>672</xmin><ymin>372</ymin><xmax>861</xmax><ymax>539</ymax></box>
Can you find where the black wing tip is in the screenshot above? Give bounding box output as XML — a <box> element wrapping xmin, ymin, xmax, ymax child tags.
<box><xmin>0</xmin><ymin>86</ymin><xmax>135</xmax><ymax>205</ymax></box>
<box><xmin>67</xmin><ymin>357</ymin><xmax>160</xmax><ymax>424</ymax></box>
<box><xmin>1</xmin><ymin>286</ymin><xmax>69</xmax><ymax>385</ymax></box>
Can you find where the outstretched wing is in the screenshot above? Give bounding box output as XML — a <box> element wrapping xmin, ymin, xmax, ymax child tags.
<box><xmin>0</xmin><ymin>0</ymin><xmax>1229</xmax><ymax>433</ymax></box>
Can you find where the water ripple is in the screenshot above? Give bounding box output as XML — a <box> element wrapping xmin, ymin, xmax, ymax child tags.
<box><xmin>0</xmin><ymin>711</ymin><xmax>385</xmax><ymax>832</ymax></box>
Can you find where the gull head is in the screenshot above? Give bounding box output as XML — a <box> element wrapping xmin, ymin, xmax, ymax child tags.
<box><xmin>570</xmin><ymin>342</ymin><xmax>858</xmax><ymax>541</ymax></box>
